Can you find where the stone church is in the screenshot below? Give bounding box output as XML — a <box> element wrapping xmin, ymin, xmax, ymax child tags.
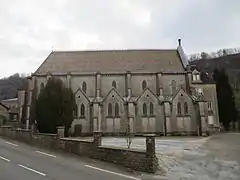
<box><xmin>22</xmin><ymin>39</ymin><xmax>220</xmax><ymax>136</ymax></box>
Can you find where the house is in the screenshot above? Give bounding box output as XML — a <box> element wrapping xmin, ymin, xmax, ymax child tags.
<box><xmin>1</xmin><ymin>98</ymin><xmax>18</xmax><ymax>121</ymax></box>
<box><xmin>0</xmin><ymin>103</ymin><xmax>9</xmax><ymax>126</ymax></box>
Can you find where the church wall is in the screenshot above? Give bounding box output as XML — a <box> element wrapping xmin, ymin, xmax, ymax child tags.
<box><xmin>72</xmin><ymin>91</ymin><xmax>91</xmax><ymax>133</ymax></box>
<box><xmin>35</xmin><ymin>77</ymin><xmax>47</xmax><ymax>97</ymax></box>
<box><xmin>70</xmin><ymin>75</ymin><xmax>95</xmax><ymax>96</ymax></box>
<box><xmin>171</xmin><ymin>90</ymin><xmax>197</xmax><ymax>133</ymax></box>
<box><xmin>58</xmin><ymin>76</ymin><xmax>67</xmax><ymax>87</ymax></box>
<box><xmin>131</xmin><ymin>74</ymin><xmax>157</xmax><ymax>97</ymax></box>
<box><xmin>135</xmin><ymin>90</ymin><xmax>164</xmax><ymax>133</ymax></box>
<box><xmin>31</xmin><ymin>69</ymin><xmax>218</xmax><ymax>136</ymax></box>
<box><xmin>102</xmin><ymin>90</ymin><xmax>126</xmax><ymax>133</ymax></box>
<box><xmin>161</xmin><ymin>74</ymin><xmax>186</xmax><ymax>96</ymax></box>
<box><xmin>100</xmin><ymin>75</ymin><xmax>126</xmax><ymax>97</ymax></box>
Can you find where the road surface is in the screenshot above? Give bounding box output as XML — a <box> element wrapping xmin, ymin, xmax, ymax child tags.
<box><xmin>0</xmin><ymin>137</ymin><xmax>141</xmax><ymax>180</ymax></box>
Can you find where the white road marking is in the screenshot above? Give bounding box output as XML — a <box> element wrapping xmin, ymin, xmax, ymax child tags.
<box><xmin>18</xmin><ymin>164</ymin><xmax>46</xmax><ymax>176</ymax></box>
<box><xmin>36</xmin><ymin>150</ymin><xmax>56</xmax><ymax>158</ymax></box>
<box><xmin>0</xmin><ymin>156</ymin><xmax>10</xmax><ymax>162</ymax></box>
<box><xmin>5</xmin><ymin>141</ymin><xmax>19</xmax><ymax>147</ymax></box>
<box><xmin>85</xmin><ymin>165</ymin><xmax>141</xmax><ymax>180</ymax></box>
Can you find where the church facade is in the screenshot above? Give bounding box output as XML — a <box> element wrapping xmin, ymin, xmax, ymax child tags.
<box><xmin>23</xmin><ymin>40</ymin><xmax>220</xmax><ymax>136</ymax></box>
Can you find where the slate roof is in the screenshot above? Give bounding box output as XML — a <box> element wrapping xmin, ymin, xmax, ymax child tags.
<box><xmin>35</xmin><ymin>49</ymin><xmax>185</xmax><ymax>74</ymax></box>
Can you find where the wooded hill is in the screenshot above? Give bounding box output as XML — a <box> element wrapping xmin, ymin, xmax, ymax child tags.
<box><xmin>0</xmin><ymin>73</ymin><xmax>28</xmax><ymax>101</ymax></box>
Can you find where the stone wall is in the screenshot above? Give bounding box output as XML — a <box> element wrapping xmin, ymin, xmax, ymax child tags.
<box><xmin>0</xmin><ymin>126</ymin><xmax>158</xmax><ymax>173</ymax></box>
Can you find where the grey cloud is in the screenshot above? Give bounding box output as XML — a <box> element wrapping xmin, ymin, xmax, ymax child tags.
<box><xmin>0</xmin><ymin>0</ymin><xmax>239</xmax><ymax>77</ymax></box>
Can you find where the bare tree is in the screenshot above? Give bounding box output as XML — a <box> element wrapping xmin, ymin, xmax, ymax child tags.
<box><xmin>201</xmin><ymin>52</ymin><xmax>210</xmax><ymax>59</ymax></box>
<box><xmin>125</xmin><ymin>122</ymin><xmax>132</xmax><ymax>149</ymax></box>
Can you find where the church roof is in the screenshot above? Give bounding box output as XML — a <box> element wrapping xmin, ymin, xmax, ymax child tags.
<box><xmin>35</xmin><ymin>49</ymin><xmax>185</xmax><ymax>74</ymax></box>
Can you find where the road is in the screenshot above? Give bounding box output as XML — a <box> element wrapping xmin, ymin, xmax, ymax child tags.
<box><xmin>0</xmin><ymin>137</ymin><xmax>141</xmax><ymax>180</ymax></box>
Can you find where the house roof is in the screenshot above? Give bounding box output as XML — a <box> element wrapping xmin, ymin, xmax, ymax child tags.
<box><xmin>1</xmin><ymin>98</ymin><xmax>18</xmax><ymax>103</ymax></box>
<box><xmin>0</xmin><ymin>103</ymin><xmax>9</xmax><ymax>110</ymax></box>
<box><xmin>35</xmin><ymin>49</ymin><xmax>185</xmax><ymax>74</ymax></box>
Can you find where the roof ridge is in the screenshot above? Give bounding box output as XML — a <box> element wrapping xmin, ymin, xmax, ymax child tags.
<box><xmin>52</xmin><ymin>49</ymin><xmax>177</xmax><ymax>53</ymax></box>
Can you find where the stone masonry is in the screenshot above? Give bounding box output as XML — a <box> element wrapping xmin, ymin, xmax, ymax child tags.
<box><xmin>19</xmin><ymin>39</ymin><xmax>220</xmax><ymax>136</ymax></box>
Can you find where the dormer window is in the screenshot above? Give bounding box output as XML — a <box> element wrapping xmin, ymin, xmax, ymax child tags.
<box><xmin>196</xmin><ymin>74</ymin><xmax>200</xmax><ymax>81</ymax></box>
<box><xmin>192</xmin><ymin>69</ymin><xmax>201</xmax><ymax>82</ymax></box>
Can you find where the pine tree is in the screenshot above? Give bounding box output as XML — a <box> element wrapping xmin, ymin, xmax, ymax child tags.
<box><xmin>35</xmin><ymin>78</ymin><xmax>76</xmax><ymax>134</ymax></box>
<box><xmin>213</xmin><ymin>68</ymin><xmax>238</xmax><ymax>130</ymax></box>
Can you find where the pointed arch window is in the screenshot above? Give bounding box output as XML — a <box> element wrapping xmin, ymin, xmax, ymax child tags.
<box><xmin>40</xmin><ymin>82</ymin><xmax>44</xmax><ymax>91</ymax></box>
<box><xmin>108</xmin><ymin>103</ymin><xmax>112</xmax><ymax>116</ymax></box>
<box><xmin>150</xmin><ymin>102</ymin><xmax>154</xmax><ymax>115</ymax></box>
<box><xmin>82</xmin><ymin>81</ymin><xmax>87</xmax><ymax>93</ymax></box>
<box><xmin>184</xmin><ymin>102</ymin><xmax>188</xmax><ymax>115</ymax></box>
<box><xmin>115</xmin><ymin>103</ymin><xmax>119</xmax><ymax>117</ymax></box>
<box><xmin>177</xmin><ymin>102</ymin><xmax>182</xmax><ymax>115</ymax></box>
<box><xmin>142</xmin><ymin>80</ymin><xmax>147</xmax><ymax>91</ymax></box>
<box><xmin>74</xmin><ymin>104</ymin><xmax>78</xmax><ymax>117</ymax></box>
<box><xmin>143</xmin><ymin>103</ymin><xmax>147</xmax><ymax>116</ymax></box>
<box><xmin>112</xmin><ymin>81</ymin><xmax>116</xmax><ymax>88</ymax></box>
<box><xmin>171</xmin><ymin>80</ymin><xmax>177</xmax><ymax>94</ymax></box>
<box><xmin>208</xmin><ymin>101</ymin><xmax>212</xmax><ymax>109</ymax></box>
<box><xmin>80</xmin><ymin>104</ymin><xmax>85</xmax><ymax>117</ymax></box>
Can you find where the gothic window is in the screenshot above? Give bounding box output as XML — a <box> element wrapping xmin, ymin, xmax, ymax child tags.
<box><xmin>74</xmin><ymin>104</ymin><xmax>78</xmax><ymax>117</ymax></box>
<box><xmin>115</xmin><ymin>103</ymin><xmax>119</xmax><ymax>117</ymax></box>
<box><xmin>143</xmin><ymin>103</ymin><xmax>147</xmax><ymax>116</ymax></box>
<box><xmin>142</xmin><ymin>80</ymin><xmax>147</xmax><ymax>91</ymax></box>
<box><xmin>40</xmin><ymin>83</ymin><xmax>44</xmax><ymax>91</ymax></box>
<box><xmin>80</xmin><ymin>104</ymin><xmax>85</xmax><ymax>117</ymax></box>
<box><xmin>150</xmin><ymin>102</ymin><xmax>154</xmax><ymax>115</ymax></box>
<box><xmin>184</xmin><ymin>102</ymin><xmax>188</xmax><ymax>115</ymax></box>
<box><xmin>82</xmin><ymin>81</ymin><xmax>87</xmax><ymax>93</ymax></box>
<box><xmin>177</xmin><ymin>102</ymin><xmax>182</xmax><ymax>115</ymax></box>
<box><xmin>108</xmin><ymin>103</ymin><xmax>112</xmax><ymax>116</ymax></box>
<box><xmin>112</xmin><ymin>81</ymin><xmax>116</xmax><ymax>88</ymax></box>
<box><xmin>171</xmin><ymin>80</ymin><xmax>177</xmax><ymax>94</ymax></box>
<box><xmin>208</xmin><ymin>101</ymin><xmax>212</xmax><ymax>109</ymax></box>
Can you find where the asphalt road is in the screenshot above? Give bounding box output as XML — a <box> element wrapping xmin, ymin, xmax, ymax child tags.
<box><xmin>0</xmin><ymin>137</ymin><xmax>141</xmax><ymax>180</ymax></box>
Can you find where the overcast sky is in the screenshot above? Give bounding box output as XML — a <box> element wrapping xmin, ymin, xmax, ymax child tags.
<box><xmin>0</xmin><ymin>0</ymin><xmax>239</xmax><ymax>78</ymax></box>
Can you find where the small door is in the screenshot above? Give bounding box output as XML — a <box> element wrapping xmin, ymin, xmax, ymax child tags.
<box><xmin>74</xmin><ymin>124</ymin><xmax>82</xmax><ymax>137</ymax></box>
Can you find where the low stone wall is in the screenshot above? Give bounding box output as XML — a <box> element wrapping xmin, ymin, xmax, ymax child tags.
<box><xmin>95</xmin><ymin>146</ymin><xmax>153</xmax><ymax>172</ymax></box>
<box><xmin>0</xmin><ymin>126</ymin><xmax>158</xmax><ymax>173</ymax></box>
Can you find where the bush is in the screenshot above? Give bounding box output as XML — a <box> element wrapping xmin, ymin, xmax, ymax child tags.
<box><xmin>36</xmin><ymin>78</ymin><xmax>76</xmax><ymax>134</ymax></box>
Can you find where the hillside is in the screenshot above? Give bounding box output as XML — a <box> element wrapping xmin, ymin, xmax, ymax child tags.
<box><xmin>0</xmin><ymin>74</ymin><xmax>28</xmax><ymax>101</ymax></box>
<box><xmin>189</xmin><ymin>53</ymin><xmax>240</xmax><ymax>90</ymax></box>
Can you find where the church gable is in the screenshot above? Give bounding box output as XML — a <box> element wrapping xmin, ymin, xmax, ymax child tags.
<box><xmin>136</xmin><ymin>88</ymin><xmax>159</xmax><ymax>104</ymax></box>
<box><xmin>75</xmin><ymin>88</ymin><xmax>90</xmax><ymax>105</ymax></box>
<box><xmin>172</xmin><ymin>88</ymin><xmax>192</xmax><ymax>103</ymax></box>
<box><xmin>103</xmin><ymin>88</ymin><xmax>124</xmax><ymax>104</ymax></box>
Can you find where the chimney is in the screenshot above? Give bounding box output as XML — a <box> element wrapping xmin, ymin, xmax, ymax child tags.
<box><xmin>178</xmin><ymin>39</ymin><xmax>181</xmax><ymax>46</ymax></box>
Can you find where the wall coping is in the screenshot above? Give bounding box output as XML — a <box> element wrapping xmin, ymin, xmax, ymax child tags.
<box><xmin>15</xmin><ymin>129</ymin><xmax>31</xmax><ymax>132</ymax></box>
<box><xmin>60</xmin><ymin>138</ymin><xmax>93</xmax><ymax>143</ymax></box>
<box><xmin>98</xmin><ymin>145</ymin><xmax>146</xmax><ymax>153</ymax></box>
<box><xmin>35</xmin><ymin>133</ymin><xmax>58</xmax><ymax>137</ymax></box>
<box><xmin>0</xmin><ymin>125</ymin><xmax>12</xmax><ymax>128</ymax></box>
